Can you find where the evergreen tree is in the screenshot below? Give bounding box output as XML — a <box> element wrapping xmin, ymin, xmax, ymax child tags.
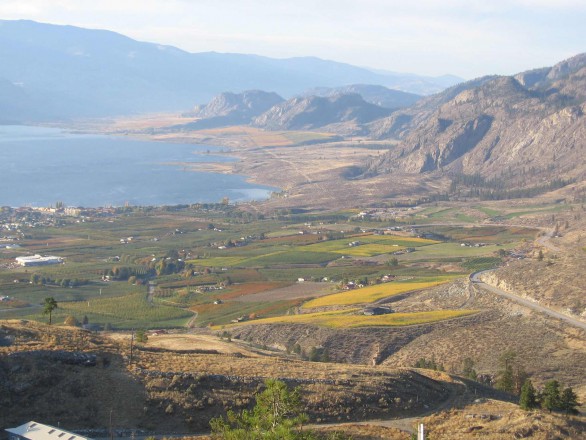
<box><xmin>496</xmin><ymin>365</ymin><xmax>515</xmax><ymax>393</ymax></box>
<box><xmin>462</xmin><ymin>357</ymin><xmax>478</xmax><ymax>381</ymax></box>
<box><xmin>519</xmin><ymin>379</ymin><xmax>538</xmax><ymax>410</ymax></box>
<box><xmin>560</xmin><ymin>387</ymin><xmax>579</xmax><ymax>415</ymax></box>
<box><xmin>42</xmin><ymin>297</ymin><xmax>58</xmax><ymax>325</ymax></box>
<box><xmin>210</xmin><ymin>379</ymin><xmax>313</xmax><ymax>439</ymax></box>
<box><xmin>495</xmin><ymin>350</ymin><xmax>525</xmax><ymax>394</ymax></box>
<box><xmin>541</xmin><ymin>380</ymin><xmax>561</xmax><ymax>412</ymax></box>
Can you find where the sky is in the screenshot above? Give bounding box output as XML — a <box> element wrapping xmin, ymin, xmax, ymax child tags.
<box><xmin>0</xmin><ymin>0</ymin><xmax>585</xmax><ymax>79</ymax></box>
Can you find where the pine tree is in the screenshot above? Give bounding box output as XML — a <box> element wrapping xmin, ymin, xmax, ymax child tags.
<box><xmin>541</xmin><ymin>380</ymin><xmax>561</xmax><ymax>412</ymax></box>
<box><xmin>210</xmin><ymin>379</ymin><xmax>313</xmax><ymax>439</ymax></box>
<box><xmin>560</xmin><ymin>387</ymin><xmax>579</xmax><ymax>415</ymax></box>
<box><xmin>496</xmin><ymin>365</ymin><xmax>515</xmax><ymax>393</ymax></box>
<box><xmin>42</xmin><ymin>297</ymin><xmax>58</xmax><ymax>325</ymax></box>
<box><xmin>519</xmin><ymin>379</ymin><xmax>538</xmax><ymax>410</ymax></box>
<box><xmin>462</xmin><ymin>357</ymin><xmax>478</xmax><ymax>381</ymax></box>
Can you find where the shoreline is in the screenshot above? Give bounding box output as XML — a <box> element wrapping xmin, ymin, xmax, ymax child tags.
<box><xmin>0</xmin><ymin>123</ymin><xmax>281</xmax><ymax>208</ymax></box>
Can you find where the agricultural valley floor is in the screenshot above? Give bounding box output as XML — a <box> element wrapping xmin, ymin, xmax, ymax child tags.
<box><xmin>1</xmin><ymin>119</ymin><xmax>586</xmax><ymax>438</ymax></box>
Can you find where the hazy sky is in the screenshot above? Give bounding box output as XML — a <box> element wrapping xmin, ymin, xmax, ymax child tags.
<box><xmin>1</xmin><ymin>0</ymin><xmax>585</xmax><ymax>79</ymax></box>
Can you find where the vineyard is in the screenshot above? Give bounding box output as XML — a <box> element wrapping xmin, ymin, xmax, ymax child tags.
<box><xmin>0</xmin><ymin>204</ymin><xmax>539</xmax><ymax>329</ymax></box>
<box><xmin>59</xmin><ymin>292</ymin><xmax>192</xmax><ymax>328</ymax></box>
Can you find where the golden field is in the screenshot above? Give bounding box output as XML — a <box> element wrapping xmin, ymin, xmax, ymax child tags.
<box><xmin>224</xmin><ymin>308</ymin><xmax>477</xmax><ymax>329</ymax></box>
<box><xmin>303</xmin><ymin>278</ymin><xmax>455</xmax><ymax>308</ymax></box>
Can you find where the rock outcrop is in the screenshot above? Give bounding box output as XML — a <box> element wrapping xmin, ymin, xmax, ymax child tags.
<box><xmin>365</xmin><ymin>53</ymin><xmax>586</xmax><ymax>188</ymax></box>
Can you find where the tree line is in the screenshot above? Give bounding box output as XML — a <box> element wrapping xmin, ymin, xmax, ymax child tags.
<box><xmin>414</xmin><ymin>351</ymin><xmax>580</xmax><ymax>415</ymax></box>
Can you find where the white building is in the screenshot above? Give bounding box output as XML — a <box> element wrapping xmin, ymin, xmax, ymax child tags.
<box><xmin>6</xmin><ymin>421</ymin><xmax>90</xmax><ymax>440</ymax></box>
<box><xmin>15</xmin><ymin>255</ymin><xmax>63</xmax><ymax>267</ymax></box>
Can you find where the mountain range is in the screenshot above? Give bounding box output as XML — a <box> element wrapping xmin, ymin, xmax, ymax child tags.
<box><xmin>364</xmin><ymin>53</ymin><xmax>586</xmax><ymax>188</ymax></box>
<box><xmin>0</xmin><ymin>20</ymin><xmax>460</xmax><ymax>121</ymax></box>
<box><xmin>181</xmin><ymin>85</ymin><xmax>417</xmax><ymax>131</ymax></box>
<box><xmin>252</xmin><ymin>93</ymin><xmax>393</xmax><ymax>131</ymax></box>
<box><xmin>1</xmin><ymin>19</ymin><xmax>583</xmax><ymax>193</ymax></box>
<box><xmin>185</xmin><ymin>53</ymin><xmax>586</xmax><ymax>193</ymax></box>
<box><xmin>299</xmin><ymin>84</ymin><xmax>422</xmax><ymax>109</ymax></box>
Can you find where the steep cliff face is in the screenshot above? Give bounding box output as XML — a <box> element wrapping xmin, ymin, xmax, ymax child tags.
<box><xmin>367</xmin><ymin>54</ymin><xmax>586</xmax><ymax>187</ymax></box>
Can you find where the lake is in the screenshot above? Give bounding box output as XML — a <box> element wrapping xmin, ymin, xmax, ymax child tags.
<box><xmin>0</xmin><ymin>125</ymin><xmax>277</xmax><ymax>207</ymax></box>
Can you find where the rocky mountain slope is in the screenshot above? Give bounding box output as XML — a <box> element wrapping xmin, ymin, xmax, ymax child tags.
<box><xmin>301</xmin><ymin>84</ymin><xmax>421</xmax><ymax>109</ymax></box>
<box><xmin>365</xmin><ymin>54</ymin><xmax>586</xmax><ymax>188</ymax></box>
<box><xmin>252</xmin><ymin>93</ymin><xmax>392</xmax><ymax>131</ymax></box>
<box><xmin>181</xmin><ymin>90</ymin><xmax>284</xmax><ymax>129</ymax></box>
<box><xmin>0</xmin><ymin>20</ymin><xmax>460</xmax><ymax>121</ymax></box>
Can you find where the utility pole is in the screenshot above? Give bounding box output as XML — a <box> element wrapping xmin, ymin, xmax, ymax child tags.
<box><xmin>129</xmin><ymin>330</ymin><xmax>134</xmax><ymax>365</ymax></box>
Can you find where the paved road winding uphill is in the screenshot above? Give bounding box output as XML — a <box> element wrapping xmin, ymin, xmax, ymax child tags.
<box><xmin>470</xmin><ymin>270</ymin><xmax>586</xmax><ymax>331</ymax></box>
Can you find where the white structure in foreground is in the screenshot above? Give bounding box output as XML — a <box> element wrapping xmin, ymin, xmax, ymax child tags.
<box><xmin>6</xmin><ymin>421</ymin><xmax>90</xmax><ymax>440</ymax></box>
<box><xmin>15</xmin><ymin>255</ymin><xmax>63</xmax><ymax>267</ymax></box>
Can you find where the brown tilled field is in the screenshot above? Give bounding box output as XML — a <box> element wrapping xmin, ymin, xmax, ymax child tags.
<box><xmin>233</xmin><ymin>281</ymin><xmax>335</xmax><ymax>302</ymax></box>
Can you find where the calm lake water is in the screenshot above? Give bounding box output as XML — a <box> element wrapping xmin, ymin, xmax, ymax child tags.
<box><xmin>0</xmin><ymin>125</ymin><xmax>277</xmax><ymax>207</ymax></box>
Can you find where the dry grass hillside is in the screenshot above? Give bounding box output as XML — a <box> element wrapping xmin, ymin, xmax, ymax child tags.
<box><xmin>0</xmin><ymin>320</ymin><xmax>478</xmax><ymax>434</ymax></box>
<box><xmin>2</xmin><ymin>311</ymin><xmax>584</xmax><ymax>439</ymax></box>
<box><xmin>422</xmin><ymin>399</ymin><xmax>586</xmax><ymax>439</ymax></box>
<box><xmin>0</xmin><ymin>321</ymin><xmax>146</xmax><ymax>430</ymax></box>
<box><xmin>230</xmin><ymin>277</ymin><xmax>586</xmax><ymax>400</ymax></box>
<box><xmin>481</xmin><ymin>196</ymin><xmax>586</xmax><ymax>320</ymax></box>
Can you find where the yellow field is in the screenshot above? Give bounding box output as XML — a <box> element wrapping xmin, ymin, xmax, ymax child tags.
<box><xmin>332</xmin><ymin>244</ymin><xmax>406</xmax><ymax>256</ymax></box>
<box><xmin>187</xmin><ymin>256</ymin><xmax>247</xmax><ymax>267</ymax></box>
<box><xmin>357</xmin><ymin>235</ymin><xmax>440</xmax><ymax>245</ymax></box>
<box><xmin>296</xmin><ymin>234</ymin><xmax>438</xmax><ymax>257</ymax></box>
<box><xmin>225</xmin><ymin>309</ymin><xmax>477</xmax><ymax>328</ymax></box>
<box><xmin>299</xmin><ymin>241</ymin><xmax>405</xmax><ymax>257</ymax></box>
<box><xmin>303</xmin><ymin>279</ymin><xmax>454</xmax><ymax>308</ymax></box>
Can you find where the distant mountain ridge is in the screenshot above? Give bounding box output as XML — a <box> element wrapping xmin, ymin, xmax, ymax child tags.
<box><xmin>300</xmin><ymin>84</ymin><xmax>421</xmax><ymax>109</ymax></box>
<box><xmin>252</xmin><ymin>93</ymin><xmax>393</xmax><ymax>131</ymax></box>
<box><xmin>0</xmin><ymin>20</ymin><xmax>461</xmax><ymax>121</ymax></box>
<box><xmin>182</xmin><ymin>90</ymin><xmax>284</xmax><ymax>129</ymax></box>
<box><xmin>183</xmin><ymin>87</ymin><xmax>403</xmax><ymax>131</ymax></box>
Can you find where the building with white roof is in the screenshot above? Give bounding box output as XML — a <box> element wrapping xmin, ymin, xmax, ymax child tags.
<box><xmin>15</xmin><ymin>255</ymin><xmax>63</xmax><ymax>267</ymax></box>
<box><xmin>6</xmin><ymin>422</ymin><xmax>90</xmax><ymax>440</ymax></box>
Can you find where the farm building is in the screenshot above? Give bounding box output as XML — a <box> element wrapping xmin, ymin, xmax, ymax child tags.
<box><xmin>363</xmin><ymin>306</ymin><xmax>394</xmax><ymax>316</ymax></box>
<box><xmin>15</xmin><ymin>255</ymin><xmax>63</xmax><ymax>267</ymax></box>
<box><xmin>6</xmin><ymin>422</ymin><xmax>91</xmax><ymax>440</ymax></box>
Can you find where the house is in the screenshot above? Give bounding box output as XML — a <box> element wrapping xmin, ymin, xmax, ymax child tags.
<box><xmin>6</xmin><ymin>422</ymin><xmax>91</xmax><ymax>440</ymax></box>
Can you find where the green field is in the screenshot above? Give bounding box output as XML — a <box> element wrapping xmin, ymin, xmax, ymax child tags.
<box><xmin>0</xmin><ymin>203</ymin><xmax>539</xmax><ymax>329</ymax></box>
